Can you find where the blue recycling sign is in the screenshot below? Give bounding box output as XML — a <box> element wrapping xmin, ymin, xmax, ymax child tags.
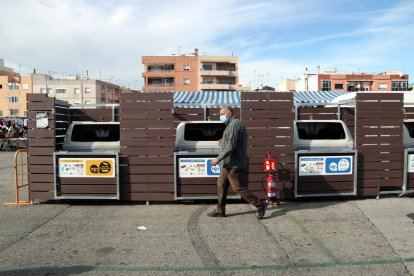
<box><xmin>207</xmin><ymin>159</ymin><xmax>221</xmax><ymax>176</ymax></box>
<box><xmin>325</xmin><ymin>157</ymin><xmax>352</xmax><ymax>174</ymax></box>
<box><xmin>299</xmin><ymin>156</ymin><xmax>353</xmax><ymax>176</ymax></box>
<box><xmin>179</xmin><ymin>158</ymin><xmax>221</xmax><ymax>178</ymax></box>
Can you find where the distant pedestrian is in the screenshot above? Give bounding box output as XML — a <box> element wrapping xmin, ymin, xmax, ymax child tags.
<box><xmin>7</xmin><ymin>121</ymin><xmax>19</xmax><ymax>138</ymax></box>
<box><xmin>208</xmin><ymin>106</ymin><xmax>267</xmax><ymax>219</ymax></box>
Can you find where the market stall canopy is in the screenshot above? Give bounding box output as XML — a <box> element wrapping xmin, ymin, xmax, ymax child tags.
<box><xmin>171</xmin><ymin>91</ymin><xmax>350</xmax><ymax>108</ymax></box>
<box><xmin>294</xmin><ymin>91</ymin><xmax>348</xmax><ymax>105</ymax></box>
<box><xmin>173</xmin><ymin>91</ymin><xmax>241</xmax><ymax>108</ymax></box>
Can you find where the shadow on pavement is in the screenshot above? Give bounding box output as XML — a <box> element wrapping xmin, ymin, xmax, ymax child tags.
<box><xmin>0</xmin><ymin>266</ymin><xmax>94</xmax><ymax>276</ymax></box>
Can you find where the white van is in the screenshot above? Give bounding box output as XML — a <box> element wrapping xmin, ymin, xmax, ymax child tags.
<box><xmin>62</xmin><ymin>121</ymin><xmax>120</xmax><ymax>152</ymax></box>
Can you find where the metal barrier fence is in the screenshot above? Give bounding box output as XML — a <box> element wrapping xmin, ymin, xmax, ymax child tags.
<box><xmin>3</xmin><ymin>149</ymin><xmax>31</xmax><ymax>206</ymax></box>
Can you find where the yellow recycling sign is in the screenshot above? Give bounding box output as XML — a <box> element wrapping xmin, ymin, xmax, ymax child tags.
<box><xmin>59</xmin><ymin>158</ymin><xmax>115</xmax><ymax>178</ymax></box>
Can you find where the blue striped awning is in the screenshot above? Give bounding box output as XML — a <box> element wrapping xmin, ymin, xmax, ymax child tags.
<box><xmin>171</xmin><ymin>91</ymin><xmax>350</xmax><ymax>108</ymax></box>
<box><xmin>173</xmin><ymin>91</ymin><xmax>241</xmax><ymax>108</ymax></box>
<box><xmin>294</xmin><ymin>91</ymin><xmax>349</xmax><ymax>105</ymax></box>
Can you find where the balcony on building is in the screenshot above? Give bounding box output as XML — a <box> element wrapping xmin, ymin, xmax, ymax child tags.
<box><xmin>200</xmin><ymin>63</ymin><xmax>237</xmax><ymax>77</ymax></box>
<box><xmin>392</xmin><ymin>80</ymin><xmax>408</xmax><ymax>91</ymax></box>
<box><xmin>142</xmin><ymin>64</ymin><xmax>175</xmax><ymax>78</ymax></box>
<box><xmin>346</xmin><ymin>81</ymin><xmax>373</xmax><ymax>92</ymax></box>
<box><xmin>145</xmin><ymin>78</ymin><xmax>175</xmax><ymax>88</ymax></box>
<box><xmin>201</xmin><ymin>76</ymin><xmax>236</xmax><ymax>91</ymax></box>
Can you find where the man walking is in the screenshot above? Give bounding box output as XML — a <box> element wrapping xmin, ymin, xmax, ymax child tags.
<box><xmin>208</xmin><ymin>106</ymin><xmax>267</xmax><ymax>219</ymax></box>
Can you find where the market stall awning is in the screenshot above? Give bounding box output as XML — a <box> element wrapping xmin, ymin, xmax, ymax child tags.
<box><xmin>173</xmin><ymin>91</ymin><xmax>241</xmax><ymax>108</ymax></box>
<box><xmin>294</xmin><ymin>91</ymin><xmax>348</xmax><ymax>105</ymax></box>
<box><xmin>172</xmin><ymin>91</ymin><xmax>350</xmax><ymax>108</ymax></box>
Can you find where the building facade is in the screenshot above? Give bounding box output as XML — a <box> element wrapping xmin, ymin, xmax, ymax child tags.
<box><xmin>0</xmin><ymin>59</ymin><xmax>32</xmax><ymax>118</ymax></box>
<box><xmin>32</xmin><ymin>74</ymin><xmax>121</xmax><ymax>106</ymax></box>
<box><xmin>296</xmin><ymin>71</ymin><xmax>409</xmax><ymax>92</ymax></box>
<box><xmin>142</xmin><ymin>50</ymin><xmax>239</xmax><ymax>92</ymax></box>
<box><xmin>278</xmin><ymin>79</ymin><xmax>296</xmax><ymax>92</ymax></box>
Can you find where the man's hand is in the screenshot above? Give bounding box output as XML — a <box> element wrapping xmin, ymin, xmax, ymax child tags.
<box><xmin>211</xmin><ymin>158</ymin><xmax>219</xmax><ymax>166</ymax></box>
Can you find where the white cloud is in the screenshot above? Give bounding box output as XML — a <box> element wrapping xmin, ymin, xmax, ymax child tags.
<box><xmin>0</xmin><ymin>0</ymin><xmax>413</xmax><ymax>89</ymax></box>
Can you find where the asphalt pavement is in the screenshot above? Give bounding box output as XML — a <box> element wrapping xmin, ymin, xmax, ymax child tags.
<box><xmin>0</xmin><ymin>151</ymin><xmax>413</xmax><ymax>275</ymax></box>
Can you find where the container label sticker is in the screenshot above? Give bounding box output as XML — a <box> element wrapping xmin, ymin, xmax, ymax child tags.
<box><xmin>299</xmin><ymin>156</ymin><xmax>353</xmax><ymax>176</ymax></box>
<box><xmin>179</xmin><ymin>158</ymin><xmax>221</xmax><ymax>178</ymax></box>
<box><xmin>59</xmin><ymin>158</ymin><xmax>115</xmax><ymax>178</ymax></box>
<box><xmin>36</xmin><ymin>112</ymin><xmax>48</xmax><ymax>128</ymax></box>
<box><xmin>408</xmin><ymin>154</ymin><xmax>414</xmax><ymax>173</ymax></box>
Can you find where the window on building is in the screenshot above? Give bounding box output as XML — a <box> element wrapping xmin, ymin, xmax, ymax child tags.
<box><xmin>8</xmin><ymin>96</ymin><xmax>19</xmax><ymax>103</ymax></box>
<box><xmin>202</xmin><ymin>77</ymin><xmax>213</xmax><ymax>84</ymax></box>
<box><xmin>322</xmin><ymin>80</ymin><xmax>331</xmax><ymax>91</ymax></box>
<box><xmin>202</xmin><ymin>64</ymin><xmax>213</xmax><ymax>70</ymax></box>
<box><xmin>183</xmin><ymin>64</ymin><xmax>190</xmax><ymax>71</ymax></box>
<box><xmin>0</xmin><ymin>84</ymin><xmax>2</xmax><ymax>89</ymax></box>
<box><xmin>392</xmin><ymin>81</ymin><xmax>408</xmax><ymax>91</ymax></box>
<box><xmin>378</xmin><ymin>83</ymin><xmax>387</xmax><ymax>91</ymax></box>
<box><xmin>10</xmin><ymin>109</ymin><xmax>19</xmax><ymax>116</ymax></box>
<box><xmin>74</xmin><ymin>88</ymin><xmax>80</xmax><ymax>94</ymax></box>
<box><xmin>22</xmin><ymin>83</ymin><xmax>29</xmax><ymax>90</ymax></box>
<box><xmin>334</xmin><ymin>83</ymin><xmax>343</xmax><ymax>90</ymax></box>
<box><xmin>8</xmin><ymin>83</ymin><xmax>19</xmax><ymax>90</ymax></box>
<box><xmin>40</xmin><ymin>88</ymin><xmax>46</xmax><ymax>94</ymax></box>
<box><xmin>84</xmin><ymin>87</ymin><xmax>91</xmax><ymax>94</ymax></box>
<box><xmin>0</xmin><ymin>110</ymin><xmax>3</xmax><ymax>116</ymax></box>
<box><xmin>183</xmin><ymin>78</ymin><xmax>190</xmax><ymax>84</ymax></box>
<box><xmin>46</xmin><ymin>88</ymin><xmax>52</xmax><ymax>94</ymax></box>
<box><xmin>56</xmin><ymin>88</ymin><xmax>66</xmax><ymax>94</ymax></box>
<box><xmin>84</xmin><ymin>100</ymin><xmax>91</xmax><ymax>104</ymax></box>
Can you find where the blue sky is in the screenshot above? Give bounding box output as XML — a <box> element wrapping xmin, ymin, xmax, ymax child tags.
<box><xmin>0</xmin><ymin>0</ymin><xmax>413</xmax><ymax>89</ymax></box>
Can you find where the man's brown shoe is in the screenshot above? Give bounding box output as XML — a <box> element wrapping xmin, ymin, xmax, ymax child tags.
<box><xmin>207</xmin><ymin>210</ymin><xmax>227</xmax><ymax>217</ymax></box>
<box><xmin>257</xmin><ymin>201</ymin><xmax>268</xmax><ymax>220</ymax></box>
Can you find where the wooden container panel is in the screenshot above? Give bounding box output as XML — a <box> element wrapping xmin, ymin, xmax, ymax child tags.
<box><xmin>60</xmin><ymin>185</ymin><xmax>117</xmax><ymax>194</ymax></box>
<box><xmin>29</xmin><ymin>165</ymin><xmax>54</xmax><ymax>174</ymax></box>
<box><xmin>179</xmin><ymin>185</ymin><xmax>222</xmax><ymax>194</ymax></box>
<box><xmin>59</xmin><ymin>178</ymin><xmax>117</xmax><ymax>185</ymax></box>
<box><xmin>127</xmin><ymin>165</ymin><xmax>174</xmax><ymax>175</ymax></box>
<box><xmin>358</xmin><ymin>188</ymin><xmax>380</xmax><ymax>196</ymax></box>
<box><xmin>28</xmin><ymin>139</ymin><xmax>56</xmax><ymax>147</ymax></box>
<box><xmin>121</xmin><ymin>183</ymin><xmax>173</xmax><ymax>193</ymax></box>
<box><xmin>30</xmin><ymin>182</ymin><xmax>54</xmax><ymax>192</ymax></box>
<box><xmin>29</xmin><ymin>156</ymin><xmax>54</xmax><ymax>165</ymax></box>
<box><xmin>29</xmin><ymin>129</ymin><xmax>55</xmax><ymax>138</ymax></box>
<box><xmin>121</xmin><ymin>192</ymin><xmax>174</xmax><ymax>201</ymax></box>
<box><xmin>29</xmin><ymin>173</ymin><xmax>54</xmax><ymax>183</ymax></box>
<box><xmin>28</xmin><ymin>94</ymin><xmax>55</xmax><ymax>102</ymax></box>
<box><xmin>29</xmin><ymin>191</ymin><xmax>55</xmax><ymax>200</ymax></box>
<box><xmin>407</xmin><ymin>174</ymin><xmax>414</xmax><ymax>190</ymax></box>
<box><xmin>28</xmin><ymin>147</ymin><xmax>55</xmax><ymax>156</ymax></box>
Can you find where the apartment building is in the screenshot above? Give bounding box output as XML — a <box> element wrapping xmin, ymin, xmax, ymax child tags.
<box><xmin>278</xmin><ymin>79</ymin><xmax>296</xmax><ymax>92</ymax></box>
<box><xmin>0</xmin><ymin>58</ymin><xmax>32</xmax><ymax>118</ymax></box>
<box><xmin>142</xmin><ymin>49</ymin><xmax>239</xmax><ymax>91</ymax></box>
<box><xmin>296</xmin><ymin>70</ymin><xmax>409</xmax><ymax>92</ymax></box>
<box><xmin>32</xmin><ymin>73</ymin><xmax>121</xmax><ymax>106</ymax></box>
